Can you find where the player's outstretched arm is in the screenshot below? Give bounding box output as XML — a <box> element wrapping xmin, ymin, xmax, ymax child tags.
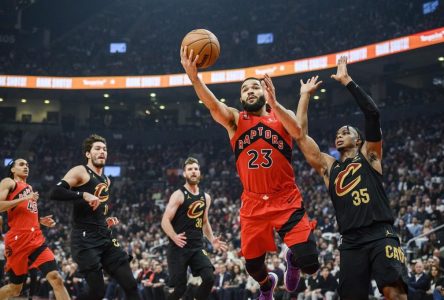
<box><xmin>180</xmin><ymin>46</ymin><xmax>238</xmax><ymax>134</ymax></box>
<box><xmin>0</xmin><ymin>178</ymin><xmax>38</xmax><ymax>212</ymax></box>
<box><xmin>202</xmin><ymin>193</ymin><xmax>227</xmax><ymax>252</ymax></box>
<box><xmin>161</xmin><ymin>190</ymin><xmax>187</xmax><ymax>248</ymax></box>
<box><xmin>331</xmin><ymin>56</ymin><xmax>383</xmax><ymax>172</ymax></box>
<box><xmin>295</xmin><ymin>77</ymin><xmax>335</xmax><ymax>187</ymax></box>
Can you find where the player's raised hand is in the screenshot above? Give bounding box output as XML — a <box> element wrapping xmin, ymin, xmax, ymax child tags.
<box><xmin>82</xmin><ymin>192</ymin><xmax>100</xmax><ymax>211</ymax></box>
<box><xmin>212</xmin><ymin>236</ymin><xmax>228</xmax><ymax>252</ymax></box>
<box><xmin>261</xmin><ymin>74</ymin><xmax>278</xmax><ymax>108</ymax></box>
<box><xmin>172</xmin><ymin>232</ymin><xmax>187</xmax><ymax>248</ymax></box>
<box><xmin>40</xmin><ymin>215</ymin><xmax>56</xmax><ymax>227</ymax></box>
<box><xmin>300</xmin><ymin>76</ymin><xmax>323</xmax><ymax>96</ymax></box>
<box><xmin>180</xmin><ymin>46</ymin><xmax>199</xmax><ymax>82</ymax></box>
<box><xmin>106</xmin><ymin>216</ymin><xmax>120</xmax><ymax>228</ymax></box>
<box><xmin>331</xmin><ymin>56</ymin><xmax>352</xmax><ymax>86</ymax></box>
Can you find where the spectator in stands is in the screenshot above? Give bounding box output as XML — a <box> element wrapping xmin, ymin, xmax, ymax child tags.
<box><xmin>409</xmin><ymin>260</ymin><xmax>431</xmax><ymax>300</ymax></box>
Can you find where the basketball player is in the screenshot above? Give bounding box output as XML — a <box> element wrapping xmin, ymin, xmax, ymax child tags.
<box><xmin>161</xmin><ymin>157</ymin><xmax>227</xmax><ymax>300</ymax></box>
<box><xmin>0</xmin><ymin>159</ymin><xmax>69</xmax><ymax>299</ymax></box>
<box><xmin>181</xmin><ymin>47</ymin><xmax>320</xmax><ymax>299</ymax></box>
<box><xmin>289</xmin><ymin>57</ymin><xmax>408</xmax><ymax>299</ymax></box>
<box><xmin>49</xmin><ymin>134</ymin><xmax>140</xmax><ymax>300</ymax></box>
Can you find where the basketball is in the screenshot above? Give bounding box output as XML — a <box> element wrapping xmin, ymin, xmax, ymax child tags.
<box><xmin>181</xmin><ymin>29</ymin><xmax>220</xmax><ymax>69</ymax></box>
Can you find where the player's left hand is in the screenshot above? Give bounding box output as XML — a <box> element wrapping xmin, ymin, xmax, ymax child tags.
<box><xmin>106</xmin><ymin>217</ymin><xmax>120</xmax><ymax>228</ymax></box>
<box><xmin>300</xmin><ymin>76</ymin><xmax>323</xmax><ymax>95</ymax></box>
<box><xmin>261</xmin><ymin>74</ymin><xmax>278</xmax><ymax>108</ymax></box>
<box><xmin>40</xmin><ymin>215</ymin><xmax>56</xmax><ymax>227</ymax></box>
<box><xmin>212</xmin><ymin>236</ymin><xmax>228</xmax><ymax>252</ymax></box>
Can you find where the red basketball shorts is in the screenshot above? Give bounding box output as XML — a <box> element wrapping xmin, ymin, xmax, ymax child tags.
<box><xmin>240</xmin><ymin>188</ymin><xmax>316</xmax><ymax>259</ymax></box>
<box><xmin>5</xmin><ymin>229</ymin><xmax>55</xmax><ymax>276</ymax></box>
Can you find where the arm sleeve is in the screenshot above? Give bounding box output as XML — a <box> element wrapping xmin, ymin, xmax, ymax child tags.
<box><xmin>346</xmin><ymin>81</ymin><xmax>382</xmax><ymax>142</ymax></box>
<box><xmin>49</xmin><ymin>180</ymin><xmax>84</xmax><ymax>201</ymax></box>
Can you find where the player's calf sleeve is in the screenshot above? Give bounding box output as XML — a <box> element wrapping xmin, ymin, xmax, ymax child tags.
<box><xmin>111</xmin><ymin>263</ymin><xmax>140</xmax><ymax>300</ymax></box>
<box><xmin>245</xmin><ymin>254</ymin><xmax>268</xmax><ymax>282</ymax></box>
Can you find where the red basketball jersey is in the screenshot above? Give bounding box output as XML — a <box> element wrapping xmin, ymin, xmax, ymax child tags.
<box><xmin>230</xmin><ymin>110</ymin><xmax>298</xmax><ymax>194</ymax></box>
<box><xmin>7</xmin><ymin>181</ymin><xmax>40</xmax><ymax>231</ymax></box>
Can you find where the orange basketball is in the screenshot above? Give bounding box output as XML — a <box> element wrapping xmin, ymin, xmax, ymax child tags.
<box><xmin>181</xmin><ymin>29</ymin><xmax>220</xmax><ymax>69</ymax></box>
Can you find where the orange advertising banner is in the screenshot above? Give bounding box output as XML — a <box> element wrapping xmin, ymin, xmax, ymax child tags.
<box><xmin>1</xmin><ymin>27</ymin><xmax>443</xmax><ymax>90</ymax></box>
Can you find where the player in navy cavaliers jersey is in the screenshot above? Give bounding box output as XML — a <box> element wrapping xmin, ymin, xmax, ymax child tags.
<box><xmin>181</xmin><ymin>47</ymin><xmax>320</xmax><ymax>300</ymax></box>
<box><xmin>0</xmin><ymin>159</ymin><xmax>69</xmax><ymax>299</ymax></box>
<box><xmin>50</xmin><ymin>134</ymin><xmax>140</xmax><ymax>300</ymax></box>
<box><xmin>290</xmin><ymin>57</ymin><xmax>408</xmax><ymax>299</ymax></box>
<box><xmin>162</xmin><ymin>157</ymin><xmax>227</xmax><ymax>300</ymax></box>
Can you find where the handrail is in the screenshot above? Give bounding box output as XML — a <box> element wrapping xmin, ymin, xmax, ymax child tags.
<box><xmin>405</xmin><ymin>223</ymin><xmax>444</xmax><ymax>249</ymax></box>
<box><xmin>149</xmin><ymin>242</ymin><xmax>168</xmax><ymax>254</ymax></box>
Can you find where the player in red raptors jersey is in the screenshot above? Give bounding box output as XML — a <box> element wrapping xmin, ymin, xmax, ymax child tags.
<box><xmin>0</xmin><ymin>159</ymin><xmax>69</xmax><ymax>299</ymax></box>
<box><xmin>181</xmin><ymin>47</ymin><xmax>320</xmax><ymax>299</ymax></box>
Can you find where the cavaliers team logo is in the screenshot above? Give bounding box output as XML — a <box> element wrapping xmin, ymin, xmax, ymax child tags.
<box><xmin>187</xmin><ymin>201</ymin><xmax>205</xmax><ymax>219</ymax></box>
<box><xmin>334</xmin><ymin>163</ymin><xmax>362</xmax><ymax>196</ymax></box>
<box><xmin>94</xmin><ymin>183</ymin><xmax>109</xmax><ymax>202</ymax></box>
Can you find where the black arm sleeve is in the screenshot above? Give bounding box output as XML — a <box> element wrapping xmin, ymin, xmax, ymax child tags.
<box><xmin>49</xmin><ymin>180</ymin><xmax>84</xmax><ymax>201</ymax></box>
<box><xmin>346</xmin><ymin>81</ymin><xmax>382</xmax><ymax>142</ymax></box>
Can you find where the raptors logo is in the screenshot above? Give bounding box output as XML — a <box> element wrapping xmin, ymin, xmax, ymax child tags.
<box><xmin>187</xmin><ymin>200</ymin><xmax>205</xmax><ymax>219</ymax></box>
<box><xmin>334</xmin><ymin>163</ymin><xmax>362</xmax><ymax>197</ymax></box>
<box><xmin>94</xmin><ymin>183</ymin><xmax>109</xmax><ymax>202</ymax></box>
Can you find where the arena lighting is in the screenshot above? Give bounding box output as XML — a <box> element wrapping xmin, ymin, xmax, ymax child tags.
<box><xmin>21</xmin><ymin>98</ymin><xmax>27</xmax><ymax>103</ymax></box>
<box><xmin>439</xmin><ymin>56</ymin><xmax>444</xmax><ymax>61</ymax></box>
<box><xmin>313</xmin><ymin>95</ymin><xmax>320</xmax><ymax>100</ymax></box>
<box><xmin>220</xmin><ymin>98</ymin><xmax>226</xmax><ymax>102</ymax></box>
<box><xmin>198</xmin><ymin>100</ymin><xmax>203</xmax><ymax>104</ymax></box>
<box><xmin>320</xmin><ymin>89</ymin><xmax>326</xmax><ymax>93</ymax></box>
<box><xmin>104</xmin><ymin>105</ymin><xmax>110</xmax><ymax>110</ymax></box>
<box><xmin>150</xmin><ymin>92</ymin><xmax>156</xmax><ymax>98</ymax></box>
<box><xmin>159</xmin><ymin>105</ymin><xmax>165</xmax><ymax>110</ymax></box>
<box><xmin>0</xmin><ymin>98</ymin><xmax>3</xmax><ymax>102</ymax></box>
<box><xmin>44</xmin><ymin>99</ymin><xmax>50</xmax><ymax>104</ymax></box>
<box><xmin>145</xmin><ymin>109</ymin><xmax>151</xmax><ymax>115</ymax></box>
<box><xmin>103</xmin><ymin>93</ymin><xmax>110</xmax><ymax>98</ymax></box>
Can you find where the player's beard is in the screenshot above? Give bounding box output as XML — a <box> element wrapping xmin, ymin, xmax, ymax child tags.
<box><xmin>185</xmin><ymin>175</ymin><xmax>200</xmax><ymax>186</ymax></box>
<box><xmin>92</xmin><ymin>157</ymin><xmax>105</xmax><ymax>168</ymax></box>
<box><xmin>241</xmin><ymin>95</ymin><xmax>266</xmax><ymax>112</ymax></box>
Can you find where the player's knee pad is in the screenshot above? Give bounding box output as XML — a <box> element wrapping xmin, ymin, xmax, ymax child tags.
<box><xmin>289</xmin><ymin>232</ymin><xmax>319</xmax><ymax>274</ymax></box>
<box><xmin>245</xmin><ymin>254</ymin><xmax>266</xmax><ymax>274</ymax></box>
<box><xmin>199</xmin><ymin>267</ymin><xmax>215</xmax><ymax>287</ymax></box>
<box><xmin>295</xmin><ymin>254</ymin><xmax>320</xmax><ymax>274</ymax></box>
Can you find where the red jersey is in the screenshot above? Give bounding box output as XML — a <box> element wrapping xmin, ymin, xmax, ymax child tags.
<box><xmin>230</xmin><ymin>110</ymin><xmax>299</xmax><ymax>195</ymax></box>
<box><xmin>6</xmin><ymin>181</ymin><xmax>40</xmax><ymax>231</ymax></box>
